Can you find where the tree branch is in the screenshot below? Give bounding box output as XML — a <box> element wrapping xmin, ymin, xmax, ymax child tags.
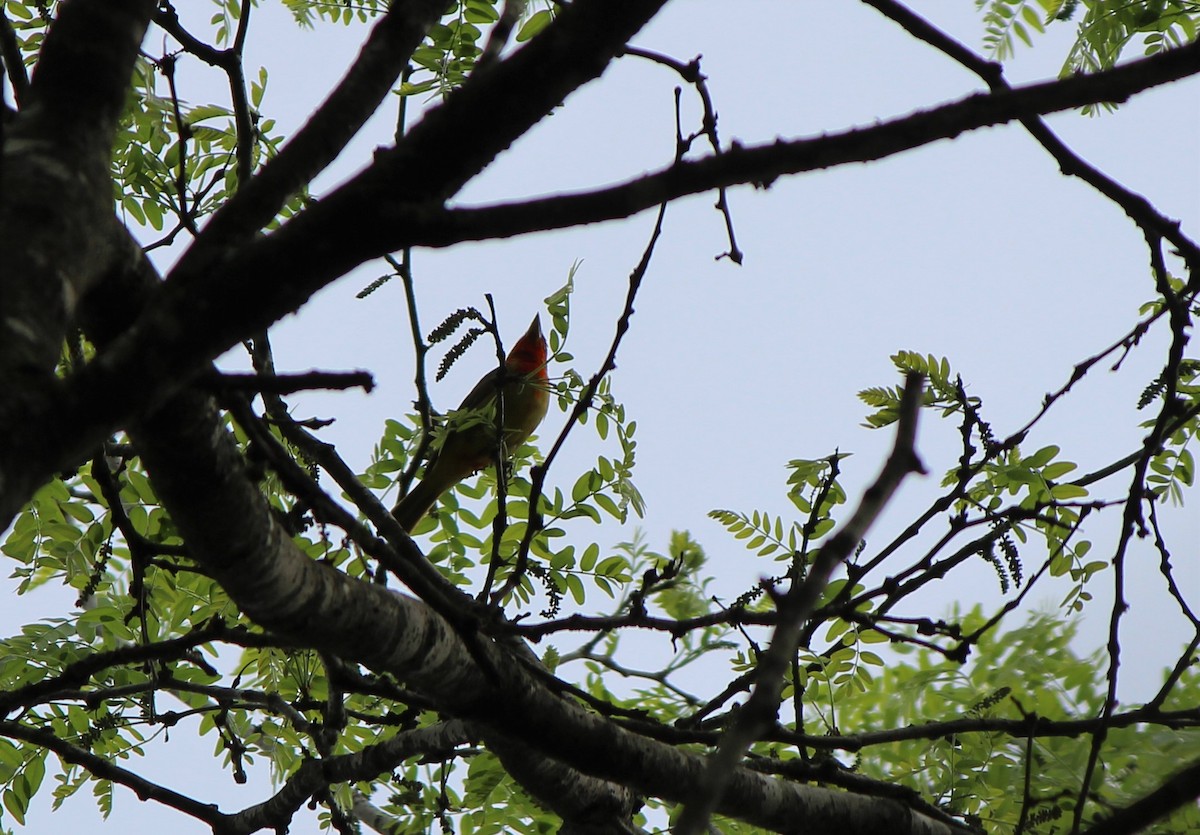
<box><xmin>0</xmin><ymin>7</ymin><xmax>28</xmax><ymax>105</ymax></box>
<box><xmin>0</xmin><ymin>719</ymin><xmax>226</xmax><ymax>829</ymax></box>
<box><xmin>210</xmin><ymin>369</ymin><xmax>375</xmax><ymax>395</ymax></box>
<box><xmin>0</xmin><ymin>0</ymin><xmax>155</xmax><ymax>382</ymax></box>
<box><xmin>0</xmin><ymin>620</ymin><xmax>285</xmax><ymax>717</ymax></box>
<box><xmin>1080</xmin><ymin>757</ymin><xmax>1200</xmax><ymax>835</ymax></box>
<box><xmin>126</xmin><ymin>350</ymin><xmax>957</xmax><ymax>831</ymax></box>
<box><xmin>859</xmin><ymin>0</ymin><xmax>1200</xmax><ymax>275</ymax></box>
<box><xmin>374</xmin><ymin>39</ymin><xmax>1200</xmax><ymax>251</ymax></box>
<box><xmin>676</xmin><ymin>373</ymin><xmax>926</xmax><ymax>834</ymax></box>
<box><xmin>222</xmin><ymin>720</ymin><xmax>473</xmax><ymax>835</ymax></box>
<box><xmin>3</xmin><ymin>35</ymin><xmax>1197</xmax><ymax>536</ymax></box>
<box><xmin>162</xmin><ymin>0</ymin><xmax>446</xmax><ymax>247</ymax></box>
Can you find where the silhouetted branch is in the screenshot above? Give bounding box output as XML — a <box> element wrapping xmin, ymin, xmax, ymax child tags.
<box><xmin>860</xmin><ymin>0</ymin><xmax>1200</xmax><ymax>274</ymax></box>
<box><xmin>677</xmin><ymin>373</ymin><xmax>927</xmax><ymax>834</ymax></box>
<box><xmin>211</xmin><ymin>369</ymin><xmax>375</xmax><ymax>395</ymax></box>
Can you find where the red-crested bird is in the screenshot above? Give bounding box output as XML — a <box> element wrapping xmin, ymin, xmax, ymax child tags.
<box><xmin>392</xmin><ymin>315</ymin><xmax>550</xmax><ymax>532</ymax></box>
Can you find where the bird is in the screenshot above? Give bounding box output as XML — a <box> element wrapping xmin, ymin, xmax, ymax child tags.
<box><xmin>392</xmin><ymin>314</ymin><xmax>550</xmax><ymax>533</ymax></box>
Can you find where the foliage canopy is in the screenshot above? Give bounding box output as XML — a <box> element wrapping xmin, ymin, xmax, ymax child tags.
<box><xmin>0</xmin><ymin>1</ymin><xmax>1198</xmax><ymax>834</ymax></box>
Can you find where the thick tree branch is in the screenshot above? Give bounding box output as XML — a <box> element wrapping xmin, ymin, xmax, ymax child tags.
<box><xmin>169</xmin><ymin>0</ymin><xmax>670</xmax><ymax>282</ymax></box>
<box><xmin>17</xmin><ymin>0</ymin><xmax>153</xmax><ymax>151</ymax></box>
<box><xmin>0</xmin><ymin>0</ymin><xmax>155</xmax><ymax>382</ymax></box>
<box><xmin>483</xmin><ymin>729</ymin><xmax>642</xmax><ymax>832</ymax></box>
<box><xmin>223</xmin><ymin>720</ymin><xmax>472</xmax><ymax>835</ymax></box>
<box><xmin>373</xmin><ymin>39</ymin><xmax>1200</xmax><ymax>251</ymax></box>
<box><xmin>2</xmin><ymin>35</ymin><xmax>1196</xmax><ymax>535</ymax></box>
<box><xmin>859</xmin><ymin>0</ymin><xmax>1200</xmax><ymax>277</ymax></box>
<box><xmin>222</xmin><ymin>390</ymin><xmax>478</xmax><ymax>621</ymax></box>
<box><xmin>161</xmin><ymin>0</ymin><xmax>447</xmax><ymax>246</ymax></box>
<box><xmin>124</xmin><ymin>353</ymin><xmax>959</xmax><ymax>832</ymax></box>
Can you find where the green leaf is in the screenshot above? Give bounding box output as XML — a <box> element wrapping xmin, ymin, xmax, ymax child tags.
<box><xmin>549</xmin><ymin>546</ymin><xmax>574</xmax><ymax>570</ymax></box>
<box><xmin>516</xmin><ymin>9</ymin><xmax>552</xmax><ymax>42</ymax></box>
<box><xmin>1025</xmin><ymin>445</ymin><xmax>1060</xmax><ymax>467</ymax></box>
<box><xmin>22</xmin><ymin>754</ymin><xmax>44</xmax><ymax>800</ymax></box>
<box><xmin>1050</xmin><ymin>483</ymin><xmax>1089</xmax><ymax>500</ymax></box>
<box><xmin>1021</xmin><ymin>5</ymin><xmax>1044</xmax><ymax>33</ymax></box>
<box><xmin>565</xmin><ymin>573</ymin><xmax>585</xmax><ymax>604</ymax></box>
<box><xmin>596</xmin><ymin>556</ymin><xmax>629</xmax><ymax>578</ymax></box>
<box><xmin>1041</xmin><ymin>461</ymin><xmax>1077</xmax><ymax>479</ymax></box>
<box><xmin>579</xmin><ymin>542</ymin><xmax>600</xmax><ymax>571</ymax></box>
<box><xmin>859</xmin><ymin>651</ymin><xmax>885</xmax><ymax>667</ymax></box>
<box><xmin>594</xmin><ymin>493</ymin><xmax>622</xmax><ymax>519</ymax></box>
<box><xmin>1014</xmin><ymin>20</ymin><xmax>1032</xmax><ymax>48</ymax></box>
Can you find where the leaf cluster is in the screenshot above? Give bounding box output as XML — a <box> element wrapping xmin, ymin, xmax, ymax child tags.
<box><xmin>0</xmin><ymin>1</ymin><xmax>1197</xmax><ymax>832</ymax></box>
<box><xmin>976</xmin><ymin>0</ymin><xmax>1200</xmax><ymax>113</ymax></box>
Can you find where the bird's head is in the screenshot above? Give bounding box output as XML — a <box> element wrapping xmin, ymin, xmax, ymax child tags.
<box><xmin>506</xmin><ymin>314</ymin><xmax>548</xmax><ymax>379</ymax></box>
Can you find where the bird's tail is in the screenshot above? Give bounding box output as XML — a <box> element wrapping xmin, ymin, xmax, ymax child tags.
<box><xmin>391</xmin><ymin>476</ymin><xmax>443</xmax><ymax>533</ymax></box>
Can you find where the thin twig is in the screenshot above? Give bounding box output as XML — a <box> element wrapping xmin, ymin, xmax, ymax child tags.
<box><xmin>0</xmin><ymin>721</ymin><xmax>228</xmax><ymax>828</ymax></box>
<box><xmin>492</xmin><ymin>195</ymin><xmax>664</xmax><ymax>606</ymax></box>
<box><xmin>621</xmin><ymin>46</ymin><xmax>742</xmax><ymax>263</ymax></box>
<box><xmin>158</xmin><ymin>52</ymin><xmax>198</xmax><ymax>235</ymax></box>
<box><xmin>675</xmin><ymin>373</ymin><xmax>926</xmax><ymax>835</ymax></box>
<box><xmin>1075</xmin><ymin>232</ymin><xmax>1194</xmax><ymax>832</ymax></box>
<box><xmin>490</xmin><ymin>83</ymin><xmax>700</xmax><ymax>605</ymax></box>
